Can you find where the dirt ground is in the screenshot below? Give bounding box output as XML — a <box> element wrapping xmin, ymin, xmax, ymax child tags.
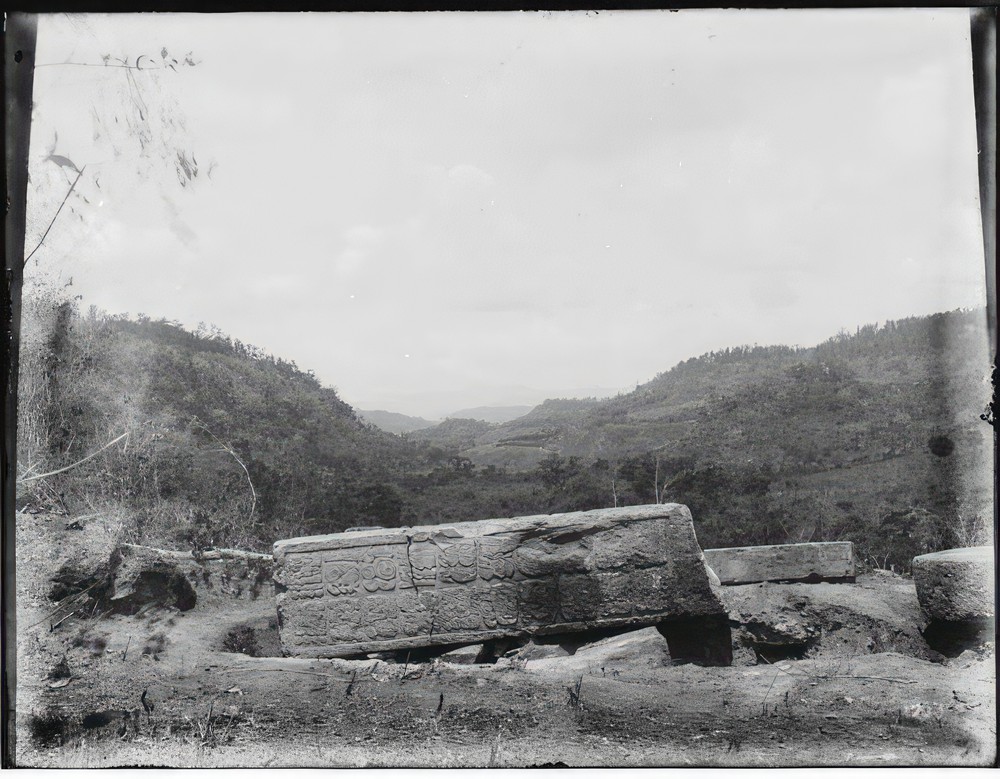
<box><xmin>11</xmin><ymin>510</ymin><xmax>997</xmax><ymax>768</ymax></box>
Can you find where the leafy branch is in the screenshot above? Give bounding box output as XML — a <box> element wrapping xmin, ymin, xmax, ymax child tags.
<box><xmin>37</xmin><ymin>49</ymin><xmax>199</xmax><ymax>72</ymax></box>
<box><xmin>26</xmin><ymin>44</ymin><xmax>204</xmax><ymax>270</ymax></box>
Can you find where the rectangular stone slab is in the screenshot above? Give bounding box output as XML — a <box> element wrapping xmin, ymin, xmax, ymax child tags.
<box><xmin>703</xmin><ymin>542</ymin><xmax>855</xmax><ymax>586</ymax></box>
<box><xmin>273</xmin><ymin>504</ymin><xmax>724</xmax><ymax>658</ymax></box>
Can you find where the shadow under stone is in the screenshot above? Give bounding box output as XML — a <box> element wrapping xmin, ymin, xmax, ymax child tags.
<box><xmin>657</xmin><ymin>614</ymin><xmax>734</xmax><ymax>667</ymax></box>
<box><xmin>921</xmin><ymin>618</ymin><xmax>995</xmax><ymax>657</ymax></box>
<box><xmin>110</xmin><ymin>569</ymin><xmax>197</xmax><ymax>616</ymax></box>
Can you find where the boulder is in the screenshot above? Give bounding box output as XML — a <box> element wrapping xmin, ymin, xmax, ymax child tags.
<box><xmin>719</xmin><ymin>576</ymin><xmax>945</xmax><ymax>663</ymax></box>
<box><xmin>273</xmin><ymin>504</ymin><xmax>725</xmax><ymax>658</ymax></box>
<box><xmin>48</xmin><ymin>547</ymin><xmax>120</xmax><ymax>606</ymax></box>
<box><xmin>703</xmin><ymin>542</ymin><xmax>855</xmax><ymax>585</ymax></box>
<box><xmin>108</xmin><ymin>545</ymin><xmax>197</xmax><ymax>615</ymax></box>
<box><xmin>912</xmin><ymin>546</ymin><xmax>994</xmax><ymax>623</ymax></box>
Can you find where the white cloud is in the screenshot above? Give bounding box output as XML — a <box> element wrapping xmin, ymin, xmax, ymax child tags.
<box><xmin>447</xmin><ymin>163</ymin><xmax>496</xmax><ymax>190</ymax></box>
<box><xmin>343</xmin><ymin>223</ymin><xmax>383</xmax><ymax>247</ymax></box>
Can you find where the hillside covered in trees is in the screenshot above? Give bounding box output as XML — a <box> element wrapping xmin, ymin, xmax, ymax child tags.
<box><xmin>16</xmin><ymin>303</ymin><xmax>992</xmax><ymax>570</ymax></box>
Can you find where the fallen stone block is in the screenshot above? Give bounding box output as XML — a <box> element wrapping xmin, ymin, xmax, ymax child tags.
<box><xmin>912</xmin><ymin>546</ymin><xmax>994</xmax><ymax>623</ymax></box>
<box><xmin>439</xmin><ymin>644</ymin><xmax>485</xmax><ymax>664</ymax></box>
<box><xmin>522</xmin><ymin>626</ymin><xmax>671</xmax><ymax>674</ymax></box>
<box><xmin>703</xmin><ymin>542</ymin><xmax>855</xmax><ymax>585</ymax></box>
<box><xmin>516</xmin><ymin>641</ymin><xmax>573</xmax><ymax>662</ymax></box>
<box><xmin>273</xmin><ymin>504</ymin><xmax>724</xmax><ymax>658</ymax></box>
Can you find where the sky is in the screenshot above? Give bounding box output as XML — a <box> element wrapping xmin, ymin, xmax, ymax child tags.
<box><xmin>25</xmin><ymin>10</ymin><xmax>988</xmax><ymax>419</ymax></box>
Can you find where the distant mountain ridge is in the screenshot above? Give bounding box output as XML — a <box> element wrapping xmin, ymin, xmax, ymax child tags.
<box><xmin>448</xmin><ymin>311</ymin><xmax>991</xmax><ymax>473</ymax></box>
<box><xmin>358</xmin><ymin>409</ymin><xmax>438</xmax><ymax>435</ymax></box>
<box><xmin>358</xmin><ymin>406</ymin><xmax>534</xmax><ymax>435</ymax></box>
<box><xmin>445</xmin><ymin>405</ymin><xmax>534</xmax><ymax>423</ymax></box>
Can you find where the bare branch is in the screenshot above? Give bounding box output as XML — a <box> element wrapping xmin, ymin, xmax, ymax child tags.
<box><xmin>221</xmin><ymin>667</ymin><xmax>355</xmax><ymax>682</ymax></box>
<box><xmin>18</xmin><ymin>432</ymin><xmax>129</xmax><ymax>484</ymax></box>
<box><xmin>25</xmin><ymin>579</ymin><xmax>104</xmax><ymax>630</ymax></box>
<box><xmin>191</xmin><ymin>418</ymin><xmax>257</xmax><ymax>523</ymax></box>
<box><xmin>23</xmin><ymin>164</ymin><xmax>87</xmax><ymax>268</ymax></box>
<box><xmin>758</xmin><ymin>654</ymin><xmax>916</xmax><ymax>685</ymax></box>
<box><xmin>36</xmin><ymin>61</ymin><xmax>165</xmax><ymax>70</ymax></box>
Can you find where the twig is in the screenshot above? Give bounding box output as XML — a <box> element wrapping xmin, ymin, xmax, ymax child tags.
<box><xmin>23</xmin><ymin>165</ymin><xmax>87</xmax><ymax>268</ymax></box>
<box><xmin>17</xmin><ymin>461</ymin><xmax>41</xmax><ymax>480</ymax></box>
<box><xmin>567</xmin><ymin>675</ymin><xmax>584</xmax><ymax>708</ymax></box>
<box><xmin>757</xmin><ymin>654</ymin><xmax>916</xmax><ymax>685</ymax></box>
<box><xmin>18</xmin><ymin>432</ymin><xmax>129</xmax><ymax>483</ymax></box>
<box><xmin>203</xmin><ymin>700</ymin><xmax>215</xmax><ymax>744</ymax></box>
<box><xmin>122</xmin><ymin>635</ymin><xmax>132</xmax><ymax>662</ymax></box>
<box><xmin>400</xmin><ymin>650</ymin><xmax>411</xmax><ymax>683</ymax></box>
<box><xmin>222</xmin><ymin>667</ymin><xmax>354</xmax><ymax>681</ymax></box>
<box><xmin>761</xmin><ymin>668</ymin><xmax>780</xmax><ymax>715</ymax></box>
<box><xmin>488</xmin><ymin>728</ymin><xmax>503</xmax><ymax>768</ymax></box>
<box><xmin>50</xmin><ymin>610</ymin><xmax>77</xmax><ymax>631</ymax></box>
<box><xmin>222</xmin><ymin>710</ymin><xmax>236</xmax><ymax>742</ymax></box>
<box><xmin>122</xmin><ymin>542</ymin><xmax>271</xmax><ymax>561</ymax></box>
<box><xmin>141</xmin><ymin>688</ymin><xmax>153</xmax><ymax>723</ymax></box>
<box><xmin>815</xmin><ymin>674</ymin><xmax>917</xmax><ymax>684</ymax></box>
<box><xmin>191</xmin><ymin>419</ymin><xmax>256</xmax><ymax>523</ymax></box>
<box><xmin>91</xmin><ymin>608</ymin><xmax>110</xmax><ymax>625</ymax></box>
<box><xmin>26</xmin><ymin>579</ymin><xmax>103</xmax><ymax>630</ymax></box>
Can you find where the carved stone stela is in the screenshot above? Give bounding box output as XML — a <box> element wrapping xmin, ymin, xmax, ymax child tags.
<box><xmin>273</xmin><ymin>504</ymin><xmax>724</xmax><ymax>658</ymax></box>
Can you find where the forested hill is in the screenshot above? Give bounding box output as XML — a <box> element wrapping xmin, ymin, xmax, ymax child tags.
<box><xmin>463</xmin><ymin>310</ymin><xmax>990</xmax><ymax>472</ymax></box>
<box><xmin>18</xmin><ymin>304</ymin><xmax>992</xmax><ymax>568</ymax></box>
<box><xmin>17</xmin><ymin>306</ymin><xmax>426</xmax><ymax>550</ymax></box>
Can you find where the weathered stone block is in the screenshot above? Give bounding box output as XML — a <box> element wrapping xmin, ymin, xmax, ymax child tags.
<box><xmin>703</xmin><ymin>542</ymin><xmax>855</xmax><ymax>585</ymax></box>
<box><xmin>273</xmin><ymin>504</ymin><xmax>724</xmax><ymax>658</ymax></box>
<box><xmin>912</xmin><ymin>546</ymin><xmax>994</xmax><ymax>623</ymax></box>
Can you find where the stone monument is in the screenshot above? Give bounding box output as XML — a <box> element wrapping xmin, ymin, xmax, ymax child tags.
<box><xmin>273</xmin><ymin>504</ymin><xmax>725</xmax><ymax>658</ymax></box>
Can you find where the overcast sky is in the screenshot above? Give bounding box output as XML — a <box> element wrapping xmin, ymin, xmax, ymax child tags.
<box><xmin>27</xmin><ymin>10</ymin><xmax>987</xmax><ymax>419</ymax></box>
